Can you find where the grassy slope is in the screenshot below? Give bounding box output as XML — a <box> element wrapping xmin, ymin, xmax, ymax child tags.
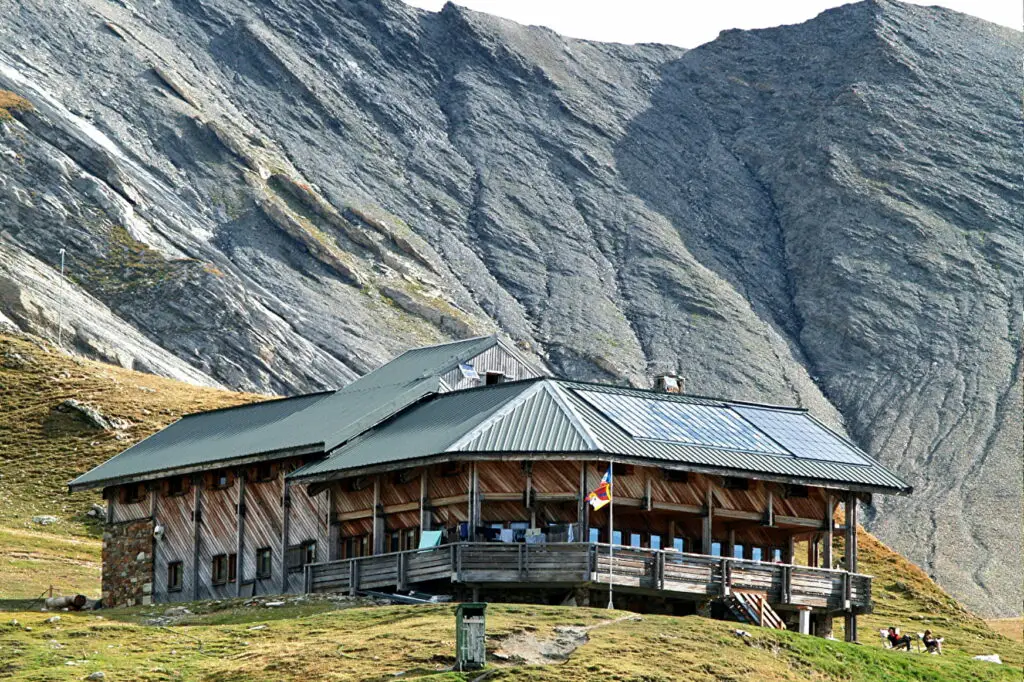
<box><xmin>0</xmin><ymin>331</ymin><xmax>1020</xmax><ymax>680</ymax></box>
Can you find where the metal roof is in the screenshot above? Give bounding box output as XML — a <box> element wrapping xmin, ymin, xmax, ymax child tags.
<box><xmin>69</xmin><ymin>336</ymin><xmax>503</xmax><ymax>491</ymax></box>
<box><xmin>289</xmin><ymin>379</ymin><xmax>911</xmax><ymax>494</ymax></box>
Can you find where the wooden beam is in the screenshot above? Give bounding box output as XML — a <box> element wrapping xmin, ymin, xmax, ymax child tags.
<box><xmin>702</xmin><ymin>486</ymin><xmax>713</xmax><ymax>555</ymax></box>
<box><xmin>372</xmin><ymin>476</ymin><xmax>383</xmax><ymax>555</ymax></box>
<box><xmin>644</xmin><ymin>475</ymin><xmax>653</xmax><ymax>512</ymax></box>
<box><xmin>419</xmin><ymin>469</ymin><xmax>429</xmax><ymax>532</ymax></box>
<box><xmin>764</xmin><ymin>489</ymin><xmax>775</xmax><ymax>527</ymax></box>
<box><xmin>235</xmin><ymin>469</ymin><xmax>246</xmax><ymax>597</ymax></box>
<box><xmin>192</xmin><ymin>476</ymin><xmax>202</xmax><ymax>601</ymax></box>
<box><xmin>652</xmin><ymin>501</ymin><xmax>704</xmax><ymax>515</ymax></box>
<box><xmin>577</xmin><ymin>461</ymin><xmax>587</xmax><ymax>537</ymax></box>
<box><xmin>823</xmin><ymin>493</ymin><xmax>835</xmax><ymax>569</ymax></box>
<box><xmin>845</xmin><ymin>493</ymin><xmax>858</xmax><ymax>573</ymax></box>
<box><xmin>280</xmin><ymin>479</ymin><xmax>291</xmax><ymax>593</ymax></box>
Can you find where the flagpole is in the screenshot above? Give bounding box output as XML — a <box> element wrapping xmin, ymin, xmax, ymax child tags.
<box><xmin>607</xmin><ymin>459</ymin><xmax>614</xmax><ymax>609</ymax></box>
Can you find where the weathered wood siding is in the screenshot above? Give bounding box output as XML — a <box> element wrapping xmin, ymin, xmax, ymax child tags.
<box><xmin>380</xmin><ymin>473</ymin><xmax>421</xmax><ymax>530</ymax></box>
<box><xmin>335</xmin><ymin>481</ymin><xmax>374</xmax><ymax>538</ymax></box>
<box><xmin>110</xmin><ymin>490</ymin><xmax>150</xmax><ymax>523</ymax></box>
<box><xmin>153</xmin><ymin>490</ymin><xmax>194</xmax><ymax>603</ymax></box>
<box><xmin>286</xmin><ymin>480</ymin><xmax>327</xmax><ymax>593</ymax></box>
<box><xmin>427</xmin><ymin>463</ymin><xmax>470</xmax><ymax>528</ymax></box>
<box><xmin>441</xmin><ymin>344</ymin><xmax>541</xmax><ymax>391</ymax></box>
<box><xmin>197</xmin><ymin>483</ymin><xmax>238</xmax><ymax>600</ymax></box>
<box><xmin>243</xmin><ymin>474</ymin><xmax>284</xmax><ymax>596</ymax></box>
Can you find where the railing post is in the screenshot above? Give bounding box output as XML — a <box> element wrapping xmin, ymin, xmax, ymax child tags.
<box><xmin>658</xmin><ymin>551</ymin><xmax>665</xmax><ymax>590</ymax></box>
<box><xmin>524</xmin><ymin>542</ymin><xmax>530</xmax><ymax>580</ymax></box>
<box><xmin>782</xmin><ymin>565</ymin><xmax>792</xmax><ymax>604</ymax></box>
<box><xmin>842</xmin><ymin>571</ymin><xmax>851</xmax><ymax>610</ymax></box>
<box><xmin>517</xmin><ymin>543</ymin><xmax>524</xmax><ymax>580</ymax></box>
<box><xmin>397</xmin><ymin>552</ymin><xmax>406</xmax><ymax>591</ymax></box>
<box><xmin>348</xmin><ymin>559</ymin><xmax>358</xmax><ymax>596</ymax></box>
<box><xmin>457</xmin><ymin>543</ymin><xmax>463</xmax><ymax>582</ymax></box>
<box><xmin>720</xmin><ymin>558</ymin><xmax>731</xmax><ymax>597</ymax></box>
<box><xmin>304</xmin><ymin>564</ymin><xmax>313</xmax><ymax>593</ymax></box>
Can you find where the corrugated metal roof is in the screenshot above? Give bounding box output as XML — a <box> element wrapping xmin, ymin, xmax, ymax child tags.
<box><xmin>293</xmin><ymin>379</ymin><xmax>546</xmax><ymax>478</ymax></box>
<box><xmin>289</xmin><ymin>378</ymin><xmax>910</xmax><ymax>494</ymax></box>
<box><xmin>69</xmin><ymin>336</ymin><xmax>501</xmax><ymax>491</ymax></box>
<box><xmin>69</xmin><ymin>391</ymin><xmax>334</xmax><ymax>489</ymax></box>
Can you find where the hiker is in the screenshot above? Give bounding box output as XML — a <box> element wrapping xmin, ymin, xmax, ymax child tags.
<box><xmin>922</xmin><ymin>630</ymin><xmax>942</xmax><ymax>654</ymax></box>
<box><xmin>887</xmin><ymin>627</ymin><xmax>912</xmax><ymax>651</ymax></box>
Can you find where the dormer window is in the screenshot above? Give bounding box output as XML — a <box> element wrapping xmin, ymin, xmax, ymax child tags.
<box><xmin>485</xmin><ymin>372</ymin><xmax>506</xmax><ymax>386</ymax></box>
<box><xmin>207</xmin><ymin>469</ymin><xmax>232</xmax><ymax>490</ymax></box>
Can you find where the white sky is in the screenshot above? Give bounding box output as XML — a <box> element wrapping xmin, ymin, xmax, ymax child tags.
<box><xmin>403</xmin><ymin>1</ymin><xmax>1021</xmax><ymax>48</ymax></box>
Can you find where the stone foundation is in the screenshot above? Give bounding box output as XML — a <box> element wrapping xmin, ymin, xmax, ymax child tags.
<box><xmin>102</xmin><ymin>518</ymin><xmax>154</xmax><ymax>608</ymax></box>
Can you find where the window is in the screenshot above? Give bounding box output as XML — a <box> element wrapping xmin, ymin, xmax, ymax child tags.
<box><xmin>650</xmin><ymin>534</ymin><xmax>662</xmax><ymax>550</ymax></box>
<box><xmin>612</xmin><ymin>530</ymin><xmax>623</xmax><ymax>545</ymax></box>
<box><xmin>208</xmin><ymin>470</ymin><xmax>231</xmax><ymax>490</ymax></box>
<box><xmin>611</xmin><ymin>463</ymin><xmax>634</xmax><ymax>476</ymax></box>
<box><xmin>662</xmin><ymin>469</ymin><xmax>688</xmax><ymax>483</ymax></box>
<box><xmin>673</xmin><ymin>538</ymin><xmax>685</xmax><ymax>553</ymax></box>
<box><xmin>342</xmin><ymin>535</ymin><xmax>369</xmax><ymax>559</ymax></box>
<box><xmin>212</xmin><ymin>554</ymin><xmax>228</xmax><ymax>585</ymax></box>
<box><xmin>629</xmin><ymin>533</ymin><xmax>642</xmax><ymax>548</ymax></box>
<box><xmin>167</xmin><ymin>561</ymin><xmax>183</xmax><ymax>592</ymax></box>
<box><xmin>711</xmin><ymin>542</ymin><xmax>722</xmax><ymax>556</ymax></box>
<box><xmin>510</xmin><ymin>522</ymin><xmax>528</xmax><ymax>543</ymax></box>
<box><xmin>252</xmin><ymin>463</ymin><xmax>275</xmax><ymax>483</ymax></box>
<box><xmin>722</xmin><ymin>477</ymin><xmax>749</xmax><ymax>490</ymax></box>
<box><xmin>785</xmin><ymin>484</ymin><xmax>809</xmax><ymax>498</ymax></box>
<box><xmin>165</xmin><ymin>476</ymin><xmax>187</xmax><ymax>497</ymax></box>
<box><xmin>228</xmin><ymin>553</ymin><xmax>238</xmax><ymax>583</ymax></box>
<box><xmin>440</xmin><ymin>462</ymin><xmax>462</xmax><ymax>478</ymax></box>
<box><xmin>772</xmin><ymin>548</ymin><xmax>783</xmax><ymax>563</ymax></box>
<box><xmin>286</xmin><ymin>540</ymin><xmax>317</xmax><ymax>572</ymax></box>
<box><xmin>256</xmin><ymin>548</ymin><xmax>272</xmax><ymax>579</ymax></box>
<box><xmin>752</xmin><ymin>547</ymin><xmax>763</xmax><ymax>562</ymax></box>
<box><xmin>484</xmin><ymin>372</ymin><xmax>506</xmax><ymax>385</ymax></box>
<box><xmin>404</xmin><ymin>528</ymin><xmax>418</xmax><ymax>551</ymax></box>
<box><xmin>589</xmin><ymin>528</ymin><xmax>600</xmax><ymax>543</ymax></box>
<box><xmin>121</xmin><ymin>483</ymin><xmax>146</xmax><ymax>504</ymax></box>
<box><xmin>733</xmin><ymin>544</ymin><xmax>744</xmax><ymax>559</ymax></box>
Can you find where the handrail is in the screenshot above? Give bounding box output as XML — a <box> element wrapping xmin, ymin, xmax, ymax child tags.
<box><xmin>307</xmin><ymin>542</ymin><xmax>874</xmax><ymax>581</ymax></box>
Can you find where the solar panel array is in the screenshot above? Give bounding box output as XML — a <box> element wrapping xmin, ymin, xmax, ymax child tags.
<box><xmin>732</xmin><ymin>406</ymin><xmax>871</xmax><ymax>465</ymax></box>
<box><xmin>576</xmin><ymin>390</ymin><xmax>789</xmax><ymax>455</ymax></box>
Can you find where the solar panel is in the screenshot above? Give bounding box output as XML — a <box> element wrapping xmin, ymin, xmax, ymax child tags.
<box><xmin>576</xmin><ymin>390</ymin><xmax>789</xmax><ymax>455</ymax></box>
<box><xmin>732</xmin><ymin>406</ymin><xmax>871</xmax><ymax>465</ymax></box>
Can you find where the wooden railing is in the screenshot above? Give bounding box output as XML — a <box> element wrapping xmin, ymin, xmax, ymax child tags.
<box><xmin>305</xmin><ymin>542</ymin><xmax>871</xmax><ymax>611</ymax></box>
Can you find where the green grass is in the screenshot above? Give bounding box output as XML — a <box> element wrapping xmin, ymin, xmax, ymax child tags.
<box><xmin>0</xmin><ymin>603</ymin><xmax>1020</xmax><ymax>681</ymax></box>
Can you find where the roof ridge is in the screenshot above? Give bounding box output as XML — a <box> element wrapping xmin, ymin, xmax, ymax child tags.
<box><xmin>556</xmin><ymin>378</ymin><xmax>808</xmax><ymax>411</ymax></box>
<box><xmin>175</xmin><ymin>389</ymin><xmax>335</xmax><ymax>419</ymax></box>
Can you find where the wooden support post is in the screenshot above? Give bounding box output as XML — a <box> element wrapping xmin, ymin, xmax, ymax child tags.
<box><xmin>469</xmin><ymin>463</ymin><xmax>481</xmax><ymax>538</ymax></box>
<box><xmin>577</xmin><ymin>461</ymin><xmax>587</xmax><ymax>537</ymax></box>
<box><xmin>823</xmin><ymin>493</ymin><xmax>834</xmax><ymax>569</ymax></box>
<box><xmin>785</xmin><ymin>534</ymin><xmax>795</xmax><ymax>565</ymax></box>
<box><xmin>235</xmin><ymin>469</ymin><xmax>246</xmax><ymax>597</ymax></box>
<box><xmin>720</xmin><ymin>558</ymin><xmax>731</xmax><ymax>596</ymax></box>
<box><xmin>419</xmin><ymin>469</ymin><xmax>429</xmax><ymax>532</ymax></box>
<box><xmin>844</xmin><ymin>494</ymin><xmax>858</xmax><ymax>573</ymax></box>
<box><xmin>764</xmin><ymin>489</ymin><xmax>774</xmax><ymax>527</ymax></box>
<box><xmin>702</xmin><ymin>486</ymin><xmax>714</xmax><ymax>555</ymax></box>
<box><xmin>192</xmin><ymin>476</ymin><xmax>202</xmax><ymax>601</ymax></box>
<box><xmin>668</xmin><ymin>519</ymin><xmax>676</xmax><ymax>551</ymax></box>
<box><xmin>372</xmin><ymin>476</ymin><xmax>384</xmax><ymax>555</ymax></box>
<box><xmin>807</xmin><ymin>534</ymin><xmax>819</xmax><ymax>568</ymax></box>
<box><xmin>644</xmin><ymin>475</ymin><xmax>653</xmax><ymax>512</ymax></box>
<box><xmin>725</xmin><ymin>528</ymin><xmax>736</xmax><ymax>559</ymax></box>
<box><xmin>281</xmin><ymin>479</ymin><xmax>291</xmax><ymax>593</ymax></box>
<box><xmin>844</xmin><ymin>493</ymin><xmax>858</xmax><ymax>643</ymax></box>
<box><xmin>781</xmin><ymin>565</ymin><xmax>792</xmax><ymax>604</ymax></box>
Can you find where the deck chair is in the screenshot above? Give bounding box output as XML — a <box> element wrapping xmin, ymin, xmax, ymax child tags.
<box><xmin>879</xmin><ymin>629</ymin><xmax>893</xmax><ymax>648</ymax></box>
<box><xmin>917</xmin><ymin>633</ymin><xmax>943</xmax><ymax>654</ymax></box>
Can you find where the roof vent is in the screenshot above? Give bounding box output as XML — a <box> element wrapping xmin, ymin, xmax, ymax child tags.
<box><xmin>654</xmin><ymin>375</ymin><xmax>684</xmax><ymax>394</ymax></box>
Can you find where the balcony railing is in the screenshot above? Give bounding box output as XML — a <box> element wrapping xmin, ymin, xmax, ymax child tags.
<box><xmin>305</xmin><ymin>542</ymin><xmax>871</xmax><ymax>612</ymax></box>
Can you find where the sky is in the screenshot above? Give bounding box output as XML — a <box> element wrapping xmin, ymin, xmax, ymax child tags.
<box><xmin>403</xmin><ymin>1</ymin><xmax>1021</xmax><ymax>48</ymax></box>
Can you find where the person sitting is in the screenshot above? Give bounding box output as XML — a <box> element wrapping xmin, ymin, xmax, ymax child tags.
<box><xmin>887</xmin><ymin>627</ymin><xmax>912</xmax><ymax>651</ymax></box>
<box><xmin>921</xmin><ymin>630</ymin><xmax>943</xmax><ymax>654</ymax></box>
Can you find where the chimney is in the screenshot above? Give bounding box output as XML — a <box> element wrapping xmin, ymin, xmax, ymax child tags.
<box><xmin>655</xmin><ymin>375</ymin><xmax>684</xmax><ymax>394</ymax></box>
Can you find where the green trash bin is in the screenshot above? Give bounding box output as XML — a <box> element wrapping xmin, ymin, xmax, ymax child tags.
<box><xmin>455</xmin><ymin>602</ymin><xmax>487</xmax><ymax>671</ymax></box>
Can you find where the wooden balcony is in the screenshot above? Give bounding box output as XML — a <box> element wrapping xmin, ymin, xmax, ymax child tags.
<box><xmin>306</xmin><ymin>542</ymin><xmax>871</xmax><ymax>613</ymax></box>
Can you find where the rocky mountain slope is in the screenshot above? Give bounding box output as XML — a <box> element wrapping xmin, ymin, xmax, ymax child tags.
<box><xmin>0</xmin><ymin>0</ymin><xmax>1019</xmax><ymax>616</ymax></box>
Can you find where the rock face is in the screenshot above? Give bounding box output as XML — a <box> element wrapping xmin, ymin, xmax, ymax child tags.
<box><xmin>0</xmin><ymin>0</ymin><xmax>1018</xmax><ymax>615</ymax></box>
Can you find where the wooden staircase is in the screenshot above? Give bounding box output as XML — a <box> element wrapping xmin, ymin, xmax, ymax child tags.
<box><xmin>723</xmin><ymin>591</ymin><xmax>787</xmax><ymax>630</ymax></box>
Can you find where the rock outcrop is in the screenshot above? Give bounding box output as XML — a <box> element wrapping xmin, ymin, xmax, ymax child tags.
<box><xmin>0</xmin><ymin>0</ymin><xmax>1019</xmax><ymax>616</ymax></box>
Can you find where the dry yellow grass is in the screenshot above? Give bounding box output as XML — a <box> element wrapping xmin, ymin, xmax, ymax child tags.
<box><xmin>0</xmin><ymin>89</ymin><xmax>32</xmax><ymax>121</ymax></box>
<box><xmin>986</xmin><ymin>619</ymin><xmax>1024</xmax><ymax>642</ymax></box>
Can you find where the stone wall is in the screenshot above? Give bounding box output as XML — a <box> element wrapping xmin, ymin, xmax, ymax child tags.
<box><xmin>102</xmin><ymin>518</ymin><xmax>154</xmax><ymax>607</ymax></box>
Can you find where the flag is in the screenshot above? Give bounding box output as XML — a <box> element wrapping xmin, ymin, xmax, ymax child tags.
<box><xmin>587</xmin><ymin>469</ymin><xmax>612</xmax><ymax>510</ymax></box>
